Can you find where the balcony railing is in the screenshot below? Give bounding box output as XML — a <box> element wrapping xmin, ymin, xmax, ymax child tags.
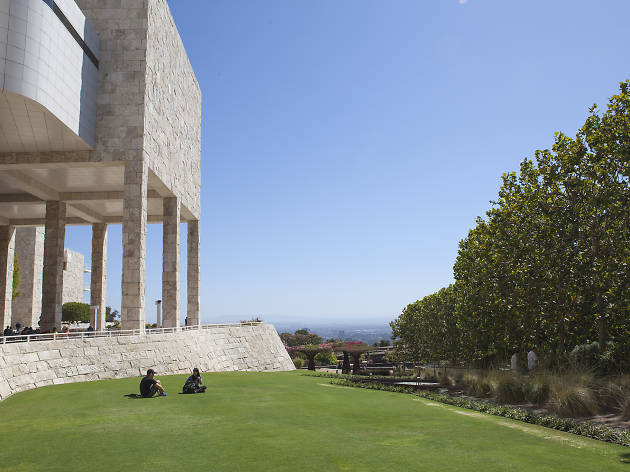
<box><xmin>1</xmin><ymin>322</ymin><xmax>264</xmax><ymax>344</ymax></box>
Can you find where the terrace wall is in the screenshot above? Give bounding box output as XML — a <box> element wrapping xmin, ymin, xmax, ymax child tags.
<box><xmin>0</xmin><ymin>323</ymin><xmax>294</xmax><ymax>401</ymax></box>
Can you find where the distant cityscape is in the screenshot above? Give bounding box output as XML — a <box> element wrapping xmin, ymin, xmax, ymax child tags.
<box><xmin>274</xmin><ymin>323</ymin><xmax>393</xmax><ymax>345</ymax></box>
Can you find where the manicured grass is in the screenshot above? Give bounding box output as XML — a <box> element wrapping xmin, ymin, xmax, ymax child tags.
<box><xmin>0</xmin><ymin>372</ymin><xmax>628</xmax><ymax>471</ymax></box>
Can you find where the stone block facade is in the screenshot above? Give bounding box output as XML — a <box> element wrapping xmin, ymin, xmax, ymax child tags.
<box><xmin>12</xmin><ymin>227</ymin><xmax>43</xmax><ymax>328</ymax></box>
<box><xmin>76</xmin><ymin>0</ymin><xmax>201</xmax><ymax>218</ymax></box>
<box><xmin>0</xmin><ymin>324</ymin><xmax>294</xmax><ymax>401</ymax></box>
<box><xmin>62</xmin><ymin>249</ymin><xmax>85</xmax><ymax>304</ymax></box>
<box><xmin>0</xmin><ymin>0</ymin><xmax>202</xmax><ymax>331</ymax></box>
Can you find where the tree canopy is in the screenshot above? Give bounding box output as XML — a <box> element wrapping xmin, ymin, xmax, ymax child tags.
<box><xmin>280</xmin><ymin>329</ymin><xmax>323</xmax><ymax>347</ymax></box>
<box><xmin>391</xmin><ymin>81</ymin><xmax>630</xmax><ymax>368</ymax></box>
<box><xmin>62</xmin><ymin>302</ymin><xmax>90</xmax><ymax>323</ymax></box>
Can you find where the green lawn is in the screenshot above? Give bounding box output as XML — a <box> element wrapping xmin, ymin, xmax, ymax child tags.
<box><xmin>0</xmin><ymin>372</ymin><xmax>628</xmax><ymax>471</ymax></box>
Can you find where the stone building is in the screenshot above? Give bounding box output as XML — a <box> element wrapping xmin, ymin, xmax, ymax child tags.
<box><xmin>62</xmin><ymin>248</ymin><xmax>86</xmax><ymax>305</ymax></box>
<box><xmin>0</xmin><ymin>0</ymin><xmax>202</xmax><ymax>331</ymax></box>
<box><xmin>12</xmin><ymin>227</ymin><xmax>87</xmax><ymax>327</ymax></box>
<box><xmin>11</xmin><ymin>227</ymin><xmax>43</xmax><ymax>328</ymax></box>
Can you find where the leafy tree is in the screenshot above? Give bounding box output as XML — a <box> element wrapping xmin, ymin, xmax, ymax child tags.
<box><xmin>391</xmin><ymin>80</ymin><xmax>630</xmax><ymax>369</ymax></box>
<box><xmin>315</xmin><ymin>351</ymin><xmax>337</xmax><ymax>366</ymax></box>
<box><xmin>280</xmin><ymin>329</ymin><xmax>323</xmax><ymax>347</ymax></box>
<box><xmin>62</xmin><ymin>302</ymin><xmax>90</xmax><ymax>322</ymax></box>
<box><xmin>105</xmin><ymin>307</ymin><xmax>119</xmax><ymax>322</ymax></box>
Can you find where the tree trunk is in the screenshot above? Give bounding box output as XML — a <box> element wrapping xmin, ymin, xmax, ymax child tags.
<box><xmin>591</xmin><ymin>228</ymin><xmax>606</xmax><ymax>351</ymax></box>
<box><xmin>352</xmin><ymin>353</ymin><xmax>361</xmax><ymax>374</ymax></box>
<box><xmin>596</xmin><ymin>292</ymin><xmax>606</xmax><ymax>350</ymax></box>
<box><xmin>307</xmin><ymin>353</ymin><xmax>316</xmax><ymax>371</ymax></box>
<box><xmin>342</xmin><ymin>352</ymin><xmax>350</xmax><ymax>374</ymax></box>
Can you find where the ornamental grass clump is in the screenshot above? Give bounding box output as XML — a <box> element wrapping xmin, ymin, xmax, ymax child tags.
<box><xmin>438</xmin><ymin>370</ymin><xmax>455</xmax><ymax>387</ymax></box>
<box><xmin>495</xmin><ymin>374</ymin><xmax>527</xmax><ymax>404</ymax></box>
<box><xmin>551</xmin><ymin>384</ymin><xmax>599</xmax><ymax>418</ymax></box>
<box><xmin>462</xmin><ymin>373</ymin><xmax>493</xmax><ymax>398</ymax></box>
<box><xmin>526</xmin><ymin>377</ymin><xmax>550</xmax><ymax>405</ymax></box>
<box><xmin>595</xmin><ymin>382</ymin><xmax>626</xmax><ymax>413</ymax></box>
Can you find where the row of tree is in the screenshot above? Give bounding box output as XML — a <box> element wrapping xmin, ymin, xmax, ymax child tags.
<box><xmin>391</xmin><ymin>81</ymin><xmax>630</xmax><ymax>367</ymax></box>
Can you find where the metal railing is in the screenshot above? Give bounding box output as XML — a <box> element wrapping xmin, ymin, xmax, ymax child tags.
<box><xmin>0</xmin><ymin>322</ymin><xmax>264</xmax><ymax>344</ymax></box>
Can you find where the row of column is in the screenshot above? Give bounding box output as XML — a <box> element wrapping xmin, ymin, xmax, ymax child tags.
<box><xmin>0</xmin><ymin>163</ymin><xmax>201</xmax><ymax>332</ymax></box>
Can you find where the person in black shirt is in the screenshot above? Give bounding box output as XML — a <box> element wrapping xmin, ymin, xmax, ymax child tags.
<box><xmin>140</xmin><ymin>369</ymin><xmax>167</xmax><ymax>397</ymax></box>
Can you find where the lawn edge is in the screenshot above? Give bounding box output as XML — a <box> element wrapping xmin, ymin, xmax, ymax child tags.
<box><xmin>301</xmin><ymin>372</ymin><xmax>630</xmax><ymax>448</ymax></box>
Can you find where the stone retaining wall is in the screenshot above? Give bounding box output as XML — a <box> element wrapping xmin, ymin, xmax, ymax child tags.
<box><xmin>0</xmin><ymin>324</ymin><xmax>294</xmax><ymax>401</ymax></box>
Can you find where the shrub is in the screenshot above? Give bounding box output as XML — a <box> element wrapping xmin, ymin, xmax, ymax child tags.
<box><xmin>595</xmin><ymin>382</ymin><xmax>626</xmax><ymax>413</ymax></box>
<box><xmin>567</xmin><ymin>341</ymin><xmax>630</xmax><ymax>375</ymax></box>
<box><xmin>495</xmin><ymin>375</ymin><xmax>527</xmax><ymax>404</ymax></box>
<box><xmin>461</xmin><ymin>373</ymin><xmax>493</xmax><ymax>398</ymax></box>
<box><xmin>315</xmin><ymin>351</ymin><xmax>337</xmax><ymax>366</ymax></box>
<box><xmin>293</xmin><ymin>357</ymin><xmax>305</xmax><ymax>369</ymax></box>
<box><xmin>438</xmin><ymin>371</ymin><xmax>454</xmax><ymax>387</ymax></box>
<box><xmin>62</xmin><ymin>302</ymin><xmax>90</xmax><ymax>322</ymax></box>
<box><xmin>569</xmin><ymin>342</ymin><xmax>601</xmax><ymax>370</ymax></box>
<box><xmin>550</xmin><ymin>384</ymin><xmax>599</xmax><ymax>418</ymax></box>
<box><xmin>526</xmin><ymin>378</ymin><xmax>550</xmax><ymax>405</ymax></box>
<box><xmin>599</xmin><ymin>342</ymin><xmax>630</xmax><ymax>375</ymax></box>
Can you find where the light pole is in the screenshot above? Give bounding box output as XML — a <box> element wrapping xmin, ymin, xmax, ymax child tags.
<box><xmin>155</xmin><ymin>300</ymin><xmax>162</xmax><ymax>328</ymax></box>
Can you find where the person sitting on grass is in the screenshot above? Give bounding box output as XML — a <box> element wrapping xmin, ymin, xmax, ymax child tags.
<box><xmin>182</xmin><ymin>368</ymin><xmax>207</xmax><ymax>394</ymax></box>
<box><xmin>140</xmin><ymin>369</ymin><xmax>167</xmax><ymax>397</ymax></box>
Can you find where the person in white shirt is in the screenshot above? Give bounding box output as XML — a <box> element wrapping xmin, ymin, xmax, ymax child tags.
<box><xmin>527</xmin><ymin>347</ymin><xmax>538</xmax><ymax>371</ymax></box>
<box><xmin>510</xmin><ymin>351</ymin><xmax>519</xmax><ymax>372</ymax></box>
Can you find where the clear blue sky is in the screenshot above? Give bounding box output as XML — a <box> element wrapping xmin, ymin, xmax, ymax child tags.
<box><xmin>67</xmin><ymin>0</ymin><xmax>630</xmax><ymax>326</ymax></box>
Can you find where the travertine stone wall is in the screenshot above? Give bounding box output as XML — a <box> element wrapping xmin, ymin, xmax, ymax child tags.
<box><xmin>0</xmin><ymin>324</ymin><xmax>294</xmax><ymax>401</ymax></box>
<box><xmin>0</xmin><ymin>225</ymin><xmax>15</xmax><ymax>329</ymax></box>
<box><xmin>162</xmin><ymin>197</ymin><xmax>179</xmax><ymax>328</ymax></box>
<box><xmin>121</xmin><ymin>160</ymin><xmax>148</xmax><ymax>330</ymax></box>
<box><xmin>62</xmin><ymin>249</ymin><xmax>85</xmax><ymax>304</ymax></box>
<box><xmin>11</xmin><ymin>227</ymin><xmax>44</xmax><ymax>328</ymax></box>
<box><xmin>75</xmin><ymin>0</ymin><xmax>147</xmax><ymax>164</ymax></box>
<box><xmin>41</xmin><ymin>202</ymin><xmax>66</xmax><ymax>331</ymax></box>
<box><xmin>90</xmin><ymin>224</ymin><xmax>107</xmax><ymax>330</ymax></box>
<box><xmin>186</xmin><ymin>221</ymin><xmax>200</xmax><ymax>326</ymax></box>
<box><xmin>12</xmin><ymin>227</ymin><xmax>44</xmax><ymax>329</ymax></box>
<box><xmin>76</xmin><ymin>0</ymin><xmax>202</xmax><ymax>219</ymax></box>
<box><xmin>145</xmin><ymin>0</ymin><xmax>202</xmax><ymax>219</ymax></box>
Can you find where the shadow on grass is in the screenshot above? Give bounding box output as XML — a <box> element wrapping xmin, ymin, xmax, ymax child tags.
<box><xmin>124</xmin><ymin>394</ymin><xmax>150</xmax><ymax>399</ymax></box>
<box><xmin>619</xmin><ymin>453</ymin><xmax>630</xmax><ymax>464</ymax></box>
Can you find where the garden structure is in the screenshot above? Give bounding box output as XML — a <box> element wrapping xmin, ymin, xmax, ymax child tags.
<box><xmin>337</xmin><ymin>341</ymin><xmax>374</xmax><ymax>374</ymax></box>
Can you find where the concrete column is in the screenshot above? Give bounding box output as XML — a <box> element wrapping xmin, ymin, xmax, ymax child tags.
<box><xmin>155</xmin><ymin>300</ymin><xmax>162</xmax><ymax>327</ymax></box>
<box><xmin>12</xmin><ymin>227</ymin><xmax>44</xmax><ymax>328</ymax></box>
<box><xmin>162</xmin><ymin>197</ymin><xmax>180</xmax><ymax>328</ymax></box>
<box><xmin>187</xmin><ymin>220</ymin><xmax>201</xmax><ymax>326</ymax></box>
<box><xmin>121</xmin><ymin>161</ymin><xmax>147</xmax><ymax>330</ymax></box>
<box><xmin>90</xmin><ymin>223</ymin><xmax>107</xmax><ymax>330</ymax></box>
<box><xmin>41</xmin><ymin>202</ymin><xmax>66</xmax><ymax>332</ymax></box>
<box><xmin>89</xmin><ymin>305</ymin><xmax>98</xmax><ymax>329</ymax></box>
<box><xmin>0</xmin><ymin>225</ymin><xmax>15</xmax><ymax>330</ymax></box>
